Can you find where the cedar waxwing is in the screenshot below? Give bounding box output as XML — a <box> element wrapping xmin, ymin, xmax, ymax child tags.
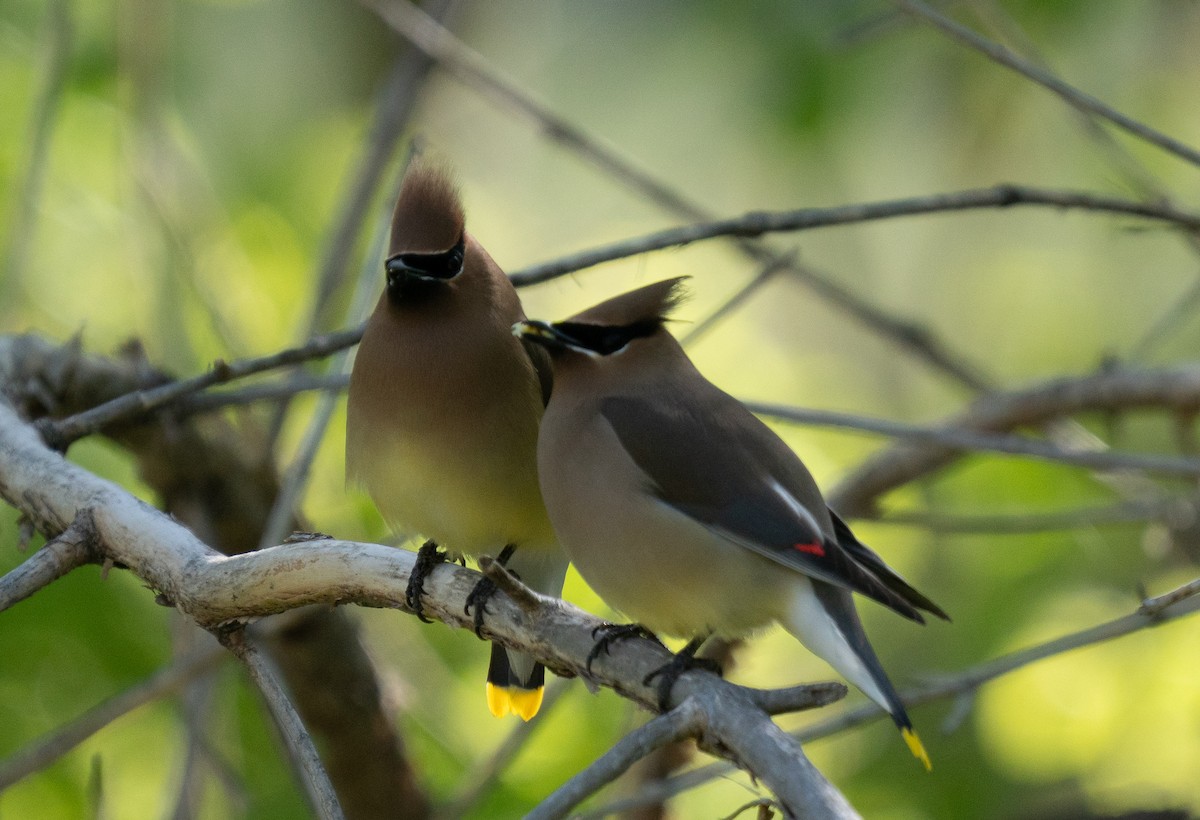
<box><xmin>514</xmin><ymin>277</ymin><xmax>947</xmax><ymax>768</ymax></box>
<box><xmin>347</xmin><ymin>165</ymin><xmax>566</xmax><ymax>721</ymax></box>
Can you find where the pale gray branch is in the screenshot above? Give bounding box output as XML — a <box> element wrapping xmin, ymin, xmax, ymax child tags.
<box><xmin>218</xmin><ymin>628</ymin><xmax>345</xmax><ymax>820</ymax></box>
<box><xmin>510</xmin><ymin>185</ymin><xmax>1200</xmax><ymax>286</ymax></box>
<box><xmin>591</xmin><ymin>576</ymin><xmax>1200</xmax><ymax>816</ymax></box>
<box><xmin>0</xmin><ymin>399</ymin><xmax>855</xmax><ymax>816</ymax></box>
<box><xmin>0</xmin><ymin>643</ymin><xmax>226</xmax><ymax>790</ymax></box>
<box><xmin>892</xmin><ymin>0</ymin><xmax>1200</xmax><ymax>169</ymax></box>
<box><xmin>44</xmin><ymin>327</ymin><xmax>363</xmax><ymax>446</ymax></box>
<box><xmin>0</xmin><ymin>508</ymin><xmax>97</xmax><ymax>612</ymax></box>
<box><xmin>832</xmin><ymin>365</ymin><xmax>1200</xmax><ymax>515</ymax></box>
<box><xmin>527</xmin><ymin>700</ymin><xmax>705</xmax><ymax>820</ymax></box>
<box><xmin>750</xmin><ymin>399</ymin><xmax>1200</xmax><ymax>479</ymax></box>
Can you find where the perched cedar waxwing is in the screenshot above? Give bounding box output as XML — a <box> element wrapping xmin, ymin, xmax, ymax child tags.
<box><xmin>515</xmin><ymin>278</ymin><xmax>948</xmax><ymax>768</ymax></box>
<box><xmin>347</xmin><ymin>165</ymin><xmax>566</xmax><ymax>721</ymax></box>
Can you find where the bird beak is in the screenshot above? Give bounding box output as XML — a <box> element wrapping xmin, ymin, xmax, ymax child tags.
<box><xmin>513</xmin><ymin>320</ymin><xmax>566</xmax><ymax>349</ymax></box>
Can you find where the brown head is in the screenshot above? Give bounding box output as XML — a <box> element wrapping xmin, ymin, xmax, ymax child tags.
<box><xmin>382</xmin><ymin>164</ymin><xmax>490</xmax><ymax>308</ymax></box>
<box><xmin>514</xmin><ymin>277</ymin><xmax>689</xmax><ymax>365</ymax></box>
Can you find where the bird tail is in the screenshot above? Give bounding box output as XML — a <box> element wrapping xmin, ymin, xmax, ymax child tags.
<box><xmin>782</xmin><ymin>578</ymin><xmax>931</xmax><ymax>771</ymax></box>
<box><xmin>486</xmin><ymin>646</ymin><xmax>545</xmax><ymax>721</ymax></box>
<box><xmin>482</xmin><ymin>546</ymin><xmax>568</xmax><ymax>721</ymax></box>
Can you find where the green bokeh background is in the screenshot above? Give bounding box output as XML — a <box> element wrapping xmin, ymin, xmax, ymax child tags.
<box><xmin>2</xmin><ymin>1</ymin><xmax>1200</xmax><ymax>817</ymax></box>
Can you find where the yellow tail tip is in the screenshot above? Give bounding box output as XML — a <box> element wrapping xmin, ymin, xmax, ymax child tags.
<box><xmin>485</xmin><ymin>683</ymin><xmax>544</xmax><ymax>721</ymax></box>
<box><xmin>901</xmin><ymin>727</ymin><xmax>932</xmax><ymax>772</ymax></box>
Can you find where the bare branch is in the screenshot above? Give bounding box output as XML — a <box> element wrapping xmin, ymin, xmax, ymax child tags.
<box><xmin>831</xmin><ymin>365</ymin><xmax>1200</xmax><ymax>515</ymax></box>
<box><xmin>593</xmin><ymin>577</ymin><xmax>1200</xmax><ymax>816</ymax></box>
<box><xmin>0</xmin><ymin>399</ymin><xmax>855</xmax><ymax>816</ymax></box>
<box><xmin>179</xmin><ymin>374</ymin><xmax>349</xmax><ymax>414</ymax></box>
<box><xmin>868</xmin><ymin>498</ymin><xmax>1177</xmax><ymax>534</ymax></box>
<box><xmin>363</xmin><ymin>0</ymin><xmax>999</xmax><ymax>391</ymax></box>
<box><xmin>0</xmin><ymin>0</ymin><xmax>73</xmax><ymax>316</ymax></box>
<box><xmin>1</xmin><ymin>333</ymin><xmax>424</xmax><ymax>816</ymax></box>
<box><xmin>436</xmin><ymin>679</ymin><xmax>571</xmax><ymax>820</ymax></box>
<box><xmin>526</xmin><ymin>700</ymin><xmax>705</xmax><ymax>820</ymax></box>
<box><xmin>364</xmin><ymin>0</ymin><xmax>707</xmax><ymax>220</ymax></box>
<box><xmin>510</xmin><ymin>185</ymin><xmax>1200</xmax><ymax>286</ymax></box>
<box><xmin>0</xmin><ymin>508</ymin><xmax>97</xmax><ymax>612</ymax></box>
<box><xmin>891</xmin><ymin>0</ymin><xmax>1200</xmax><ymax>169</ymax></box>
<box><xmin>749</xmin><ymin>399</ymin><xmax>1200</xmax><ymax>479</ymax></box>
<box><xmin>43</xmin><ymin>326</ymin><xmax>362</xmax><ymax>446</ymax></box>
<box><xmin>0</xmin><ymin>643</ymin><xmax>226</xmax><ymax>790</ymax></box>
<box><xmin>217</xmin><ymin>628</ymin><xmax>345</xmax><ymax>820</ymax></box>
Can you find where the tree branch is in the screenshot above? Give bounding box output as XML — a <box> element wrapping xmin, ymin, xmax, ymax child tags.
<box><xmin>509</xmin><ymin>185</ymin><xmax>1200</xmax><ymax>286</ymax></box>
<box><xmin>43</xmin><ymin>327</ymin><xmax>362</xmax><ymax>446</ymax></box>
<box><xmin>0</xmin><ymin>398</ymin><xmax>854</xmax><ymax>817</ymax></box>
<box><xmin>590</xmin><ymin>576</ymin><xmax>1200</xmax><ymax>817</ymax></box>
<box><xmin>0</xmin><ymin>641</ymin><xmax>226</xmax><ymax>790</ymax></box>
<box><xmin>832</xmin><ymin>365</ymin><xmax>1200</xmax><ymax>515</ymax></box>
<box><xmin>217</xmin><ymin>628</ymin><xmax>345</xmax><ymax>820</ymax></box>
<box><xmin>749</xmin><ymin>398</ymin><xmax>1200</xmax><ymax>478</ymax></box>
<box><xmin>0</xmin><ymin>333</ymin><xmax>424</xmax><ymax>819</ymax></box>
<box><xmin>0</xmin><ymin>507</ymin><xmax>97</xmax><ymax>612</ymax></box>
<box><xmin>891</xmin><ymin>0</ymin><xmax>1200</xmax><ymax>169</ymax></box>
<box><xmin>526</xmin><ymin>700</ymin><xmax>705</xmax><ymax>820</ymax></box>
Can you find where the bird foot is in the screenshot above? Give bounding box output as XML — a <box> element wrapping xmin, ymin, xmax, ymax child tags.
<box><xmin>464</xmin><ymin>544</ymin><xmax>516</xmax><ymax>637</ymax></box>
<box><xmin>586</xmin><ymin>623</ymin><xmax>663</xmax><ymax>674</ymax></box>
<box><xmin>643</xmin><ymin>637</ymin><xmax>722</xmax><ymax>712</ymax></box>
<box><xmin>406</xmin><ymin>540</ymin><xmax>447</xmax><ymax>623</ymax></box>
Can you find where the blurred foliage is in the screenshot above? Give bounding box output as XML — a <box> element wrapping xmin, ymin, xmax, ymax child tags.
<box><xmin>3</xmin><ymin>0</ymin><xmax>1200</xmax><ymax>818</ymax></box>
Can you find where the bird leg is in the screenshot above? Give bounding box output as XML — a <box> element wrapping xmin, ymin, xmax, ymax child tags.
<box><xmin>586</xmin><ymin>623</ymin><xmax>664</xmax><ymax>674</ymax></box>
<box><xmin>406</xmin><ymin>539</ymin><xmax>448</xmax><ymax>623</ymax></box>
<box><xmin>643</xmin><ymin>635</ymin><xmax>723</xmax><ymax>711</ymax></box>
<box><xmin>464</xmin><ymin>544</ymin><xmax>517</xmax><ymax>637</ymax></box>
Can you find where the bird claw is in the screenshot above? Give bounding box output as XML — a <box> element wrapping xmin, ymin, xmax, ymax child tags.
<box><xmin>586</xmin><ymin>623</ymin><xmax>662</xmax><ymax>674</ymax></box>
<box><xmin>406</xmin><ymin>540</ymin><xmax>447</xmax><ymax>623</ymax></box>
<box><xmin>643</xmin><ymin>640</ymin><xmax>722</xmax><ymax>712</ymax></box>
<box><xmin>463</xmin><ymin>544</ymin><xmax>516</xmax><ymax>638</ymax></box>
<box><xmin>464</xmin><ymin>577</ymin><xmax>496</xmax><ymax>637</ymax></box>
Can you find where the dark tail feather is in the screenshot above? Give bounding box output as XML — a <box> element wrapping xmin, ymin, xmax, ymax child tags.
<box><xmin>486</xmin><ymin>644</ymin><xmax>545</xmax><ymax>721</ymax></box>
<box><xmin>829</xmin><ymin>509</ymin><xmax>950</xmax><ymax>621</ymax></box>
<box><xmin>809</xmin><ymin>581</ymin><xmax>932</xmax><ymax>771</ymax></box>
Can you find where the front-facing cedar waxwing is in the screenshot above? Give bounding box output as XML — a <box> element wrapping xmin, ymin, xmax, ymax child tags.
<box><xmin>515</xmin><ymin>277</ymin><xmax>948</xmax><ymax>768</ymax></box>
<box><xmin>346</xmin><ymin>165</ymin><xmax>566</xmax><ymax>721</ymax></box>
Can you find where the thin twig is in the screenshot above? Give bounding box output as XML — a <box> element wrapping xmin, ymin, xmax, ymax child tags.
<box><xmin>679</xmin><ymin>255</ymin><xmax>792</xmax><ymax>348</ymax></box>
<box><xmin>830</xmin><ymin>365</ymin><xmax>1200</xmax><ymax>515</ymax></box>
<box><xmin>1</xmin><ymin>0</ymin><xmax>73</xmax><ymax>316</ymax></box>
<box><xmin>891</xmin><ymin>0</ymin><xmax>1200</xmax><ymax>169</ymax></box>
<box><xmin>436</xmin><ymin>678</ymin><xmax>571</xmax><ymax>820</ymax></box>
<box><xmin>526</xmin><ymin>700</ymin><xmax>705</xmax><ymax>820</ymax></box>
<box><xmin>868</xmin><ymin>498</ymin><xmax>1180</xmax><ymax>534</ymax></box>
<box><xmin>590</xmin><ymin>580</ymin><xmax>1200</xmax><ymax>816</ymax></box>
<box><xmin>0</xmin><ymin>643</ymin><xmax>226</xmax><ymax>789</ymax></box>
<box><xmin>257</xmin><ymin>170</ymin><xmax>400</xmax><ymax>548</ymax></box>
<box><xmin>180</xmin><ymin>374</ymin><xmax>350</xmax><ymax>415</ymax></box>
<box><xmin>217</xmin><ymin>628</ymin><xmax>345</xmax><ymax>820</ymax></box>
<box><xmin>365</xmin><ymin>0</ymin><xmax>994</xmax><ymax>390</ymax></box>
<box><xmin>178</xmin><ymin>371</ymin><xmax>1200</xmax><ymax>481</ymax></box>
<box><xmin>45</xmin><ymin>327</ymin><xmax>362</xmax><ymax>446</ymax></box>
<box><xmin>750</xmin><ymin>399</ymin><xmax>1200</xmax><ymax>478</ymax></box>
<box><xmin>364</xmin><ymin>0</ymin><xmax>708</xmax><ymax>220</ymax></box>
<box><xmin>510</xmin><ymin>184</ymin><xmax>1200</xmax><ymax>286</ymax></box>
<box><xmin>0</xmin><ymin>508</ymin><xmax>97</xmax><ymax>613</ymax></box>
